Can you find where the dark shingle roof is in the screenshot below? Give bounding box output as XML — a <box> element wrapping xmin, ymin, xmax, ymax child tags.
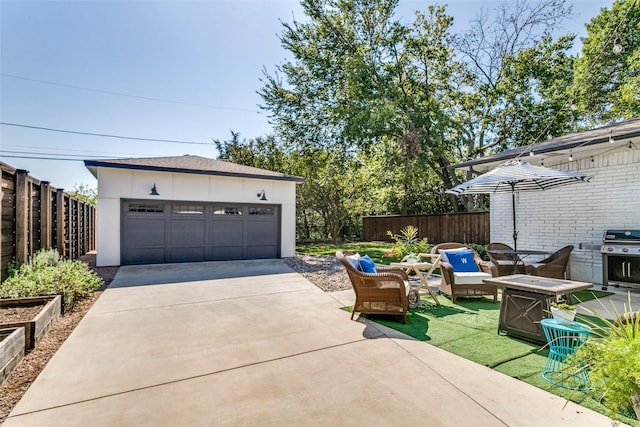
<box><xmin>452</xmin><ymin>117</ymin><xmax>640</xmax><ymax>170</ymax></box>
<box><xmin>84</xmin><ymin>155</ymin><xmax>304</xmax><ymax>182</ymax></box>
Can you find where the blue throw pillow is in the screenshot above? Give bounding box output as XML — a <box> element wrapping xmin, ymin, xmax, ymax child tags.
<box><xmin>358</xmin><ymin>255</ymin><xmax>377</xmax><ymax>273</ymax></box>
<box><xmin>439</xmin><ymin>247</ymin><xmax>468</xmax><ymax>264</ymax></box>
<box><xmin>446</xmin><ymin>250</ymin><xmax>479</xmax><ymax>273</ymax></box>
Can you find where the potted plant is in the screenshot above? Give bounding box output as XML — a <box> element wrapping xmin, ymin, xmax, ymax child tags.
<box><xmin>567</xmin><ymin>295</ymin><xmax>640</xmax><ymax>421</ymax></box>
<box><xmin>550</xmin><ymin>302</ymin><xmax>576</xmax><ymax>323</ymax></box>
<box><xmin>386</xmin><ymin>226</ymin><xmax>430</xmax><ymax>261</ymax></box>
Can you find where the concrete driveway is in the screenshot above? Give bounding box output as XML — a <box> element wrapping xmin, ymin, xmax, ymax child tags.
<box><xmin>4</xmin><ymin>260</ymin><xmax>620</xmax><ymax>426</ymax></box>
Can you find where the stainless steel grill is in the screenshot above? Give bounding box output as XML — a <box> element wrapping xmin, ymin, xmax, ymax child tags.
<box><xmin>601</xmin><ymin>230</ymin><xmax>640</xmax><ymax>290</ymax></box>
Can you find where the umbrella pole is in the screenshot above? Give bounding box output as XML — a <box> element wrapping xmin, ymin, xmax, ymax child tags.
<box><xmin>511</xmin><ymin>187</ymin><xmax>518</xmax><ymax>252</ymax></box>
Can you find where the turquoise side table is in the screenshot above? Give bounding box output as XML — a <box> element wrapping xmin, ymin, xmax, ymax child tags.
<box><xmin>540</xmin><ymin>318</ymin><xmax>591</xmax><ymax>391</ymax></box>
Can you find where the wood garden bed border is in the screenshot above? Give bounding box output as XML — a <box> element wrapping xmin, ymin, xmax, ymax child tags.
<box><xmin>0</xmin><ymin>295</ymin><xmax>62</xmax><ymax>349</ymax></box>
<box><xmin>0</xmin><ymin>327</ymin><xmax>25</xmax><ymax>385</ymax></box>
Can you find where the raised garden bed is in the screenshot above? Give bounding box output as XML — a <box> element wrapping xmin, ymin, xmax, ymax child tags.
<box><xmin>0</xmin><ymin>327</ymin><xmax>25</xmax><ymax>385</ymax></box>
<box><xmin>0</xmin><ymin>295</ymin><xmax>62</xmax><ymax>349</ymax></box>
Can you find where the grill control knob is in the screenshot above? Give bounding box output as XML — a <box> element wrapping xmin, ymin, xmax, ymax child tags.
<box><xmin>608</xmin><ymin>247</ymin><xmax>614</xmax><ymax>252</ymax></box>
<box><xmin>623</xmin><ymin>247</ymin><xmax>629</xmax><ymax>253</ymax></box>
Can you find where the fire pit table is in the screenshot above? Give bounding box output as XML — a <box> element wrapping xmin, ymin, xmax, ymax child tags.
<box><xmin>483</xmin><ymin>274</ymin><xmax>592</xmax><ymax>344</ymax></box>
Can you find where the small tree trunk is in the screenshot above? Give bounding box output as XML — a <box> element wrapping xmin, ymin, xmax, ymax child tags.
<box><xmin>632</xmin><ymin>393</ymin><xmax>640</xmax><ymax>420</ymax></box>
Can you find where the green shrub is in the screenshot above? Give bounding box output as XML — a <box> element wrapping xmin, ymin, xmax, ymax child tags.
<box><xmin>30</xmin><ymin>248</ymin><xmax>62</xmax><ymax>268</ymax></box>
<box><xmin>6</xmin><ymin>260</ymin><xmax>22</xmax><ymax>279</ymax></box>
<box><xmin>0</xmin><ymin>249</ymin><xmax>103</xmax><ymax>309</ymax></box>
<box><xmin>468</xmin><ymin>243</ymin><xmax>488</xmax><ymax>260</ymax></box>
<box><xmin>385</xmin><ymin>226</ymin><xmax>431</xmax><ymax>259</ymax></box>
<box><xmin>567</xmin><ymin>293</ymin><xmax>640</xmax><ymax>420</ymax></box>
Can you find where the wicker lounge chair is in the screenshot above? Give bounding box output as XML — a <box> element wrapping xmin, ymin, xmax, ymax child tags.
<box><xmin>336</xmin><ymin>250</ymin><xmax>417</xmax><ymax>323</ymax></box>
<box><xmin>487</xmin><ymin>242</ymin><xmax>525</xmax><ymax>276</ymax></box>
<box><xmin>526</xmin><ymin>245</ymin><xmax>574</xmax><ymax>279</ymax></box>
<box><xmin>430</xmin><ymin>243</ymin><xmax>498</xmax><ymax>304</ymax></box>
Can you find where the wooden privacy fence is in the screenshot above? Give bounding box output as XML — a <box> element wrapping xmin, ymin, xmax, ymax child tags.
<box><xmin>362</xmin><ymin>212</ymin><xmax>490</xmax><ymax>245</ymax></box>
<box><xmin>1</xmin><ymin>162</ymin><xmax>96</xmax><ymax>281</ymax></box>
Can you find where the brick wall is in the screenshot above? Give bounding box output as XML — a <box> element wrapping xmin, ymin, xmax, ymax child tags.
<box><xmin>490</xmin><ymin>148</ymin><xmax>640</xmax><ymax>285</ymax></box>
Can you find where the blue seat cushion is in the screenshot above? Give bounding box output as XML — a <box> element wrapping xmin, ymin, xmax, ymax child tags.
<box><xmin>445</xmin><ymin>249</ymin><xmax>480</xmax><ymax>273</ymax></box>
<box><xmin>358</xmin><ymin>255</ymin><xmax>377</xmax><ymax>273</ymax></box>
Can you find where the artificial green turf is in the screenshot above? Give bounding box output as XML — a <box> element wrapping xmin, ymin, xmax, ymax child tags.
<box><xmin>352</xmin><ymin>295</ymin><xmax>638</xmax><ymax>426</ymax></box>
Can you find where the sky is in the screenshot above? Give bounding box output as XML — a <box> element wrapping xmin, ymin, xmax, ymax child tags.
<box><xmin>0</xmin><ymin>0</ymin><xmax>609</xmax><ymax>191</ymax></box>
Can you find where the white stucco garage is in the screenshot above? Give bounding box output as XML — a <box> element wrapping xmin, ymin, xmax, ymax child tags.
<box><xmin>84</xmin><ymin>155</ymin><xmax>304</xmax><ymax>267</ymax></box>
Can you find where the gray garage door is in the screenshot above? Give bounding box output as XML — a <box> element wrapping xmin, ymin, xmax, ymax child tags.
<box><xmin>121</xmin><ymin>200</ymin><xmax>280</xmax><ymax>265</ymax></box>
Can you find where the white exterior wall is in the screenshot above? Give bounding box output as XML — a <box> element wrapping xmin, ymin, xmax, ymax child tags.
<box><xmin>96</xmin><ymin>167</ymin><xmax>297</xmax><ymax>266</ymax></box>
<box><xmin>490</xmin><ymin>149</ymin><xmax>640</xmax><ymax>284</ymax></box>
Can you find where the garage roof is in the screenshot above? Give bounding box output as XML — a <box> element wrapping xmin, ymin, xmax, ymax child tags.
<box><xmin>452</xmin><ymin>117</ymin><xmax>640</xmax><ymax>171</ymax></box>
<box><xmin>84</xmin><ymin>155</ymin><xmax>305</xmax><ymax>182</ymax></box>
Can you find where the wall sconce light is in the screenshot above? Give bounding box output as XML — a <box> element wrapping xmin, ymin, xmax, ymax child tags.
<box><xmin>257</xmin><ymin>190</ymin><xmax>267</xmax><ymax>201</ymax></box>
<box><xmin>610</xmin><ymin>130</ymin><xmax>615</xmax><ymax>144</ymax></box>
<box><xmin>150</xmin><ymin>183</ymin><xmax>160</xmax><ymax>196</ymax></box>
<box><xmin>568</xmin><ymin>150</ymin><xmax>573</xmax><ymax>161</ymax></box>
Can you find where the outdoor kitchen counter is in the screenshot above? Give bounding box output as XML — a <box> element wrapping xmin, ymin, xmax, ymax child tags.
<box><xmin>483</xmin><ymin>275</ymin><xmax>593</xmax><ymax>344</ymax></box>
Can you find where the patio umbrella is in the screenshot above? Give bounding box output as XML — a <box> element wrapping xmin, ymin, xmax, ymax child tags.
<box><xmin>446</xmin><ymin>160</ymin><xmax>593</xmax><ymax>251</ymax></box>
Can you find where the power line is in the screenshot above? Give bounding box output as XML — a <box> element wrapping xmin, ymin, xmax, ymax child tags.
<box><xmin>0</xmin><ymin>150</ymin><xmax>115</xmax><ymax>158</ymax></box>
<box><xmin>1</xmin><ymin>143</ymin><xmax>143</xmax><ymax>157</ymax></box>
<box><xmin>1</xmin><ymin>73</ymin><xmax>262</xmax><ymax>114</ymax></box>
<box><xmin>0</xmin><ymin>154</ymin><xmax>87</xmax><ymax>162</ymax></box>
<box><xmin>0</xmin><ymin>122</ymin><xmax>215</xmax><ymax>145</ymax></box>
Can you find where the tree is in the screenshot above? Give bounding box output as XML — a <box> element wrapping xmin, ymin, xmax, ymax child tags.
<box><xmin>214</xmin><ymin>131</ymin><xmax>359</xmax><ymax>242</ymax></box>
<box><xmin>572</xmin><ymin>0</ymin><xmax>640</xmax><ymax>124</ymax></box>
<box><xmin>214</xmin><ymin>131</ymin><xmax>288</xmax><ymax>173</ymax></box>
<box><xmin>256</xmin><ymin>0</ymin><xmax>582</xmax><ymax>241</ymax></box>
<box><xmin>70</xmin><ymin>184</ymin><xmax>97</xmax><ymax>205</ymax></box>
<box><xmin>432</xmin><ymin>0</ymin><xmax>576</xmax><ymax>210</ymax></box>
<box><xmin>260</xmin><ymin>0</ymin><xmax>461</xmax><ymax>214</ymax></box>
<box><xmin>451</xmin><ymin>3</ymin><xmax>575</xmax><ymax>146</ymax></box>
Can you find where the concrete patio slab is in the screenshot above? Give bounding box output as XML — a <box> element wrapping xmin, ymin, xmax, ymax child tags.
<box><xmin>4</xmin><ymin>260</ymin><xmax>626</xmax><ymax>426</ymax></box>
<box><xmin>395</xmin><ymin>339</ymin><xmax>604</xmax><ymax>427</ymax></box>
<box><xmin>5</xmin><ymin>339</ymin><xmax>509</xmax><ymax>427</ymax></box>
<box><xmin>577</xmin><ymin>284</ymin><xmax>640</xmax><ymax>319</ymax></box>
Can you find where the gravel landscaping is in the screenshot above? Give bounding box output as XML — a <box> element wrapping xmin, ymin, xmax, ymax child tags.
<box><xmin>284</xmin><ymin>253</ymin><xmax>352</xmax><ymax>292</ymax></box>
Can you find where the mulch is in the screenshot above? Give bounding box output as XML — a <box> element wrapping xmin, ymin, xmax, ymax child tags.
<box><xmin>0</xmin><ymin>305</ymin><xmax>45</xmax><ymax>324</ymax></box>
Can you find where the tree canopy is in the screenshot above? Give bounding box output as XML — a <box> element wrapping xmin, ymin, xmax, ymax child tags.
<box><xmin>572</xmin><ymin>0</ymin><xmax>640</xmax><ymax>124</ymax></box>
<box><xmin>216</xmin><ymin>0</ymin><xmax>639</xmax><ymax>242</ymax></box>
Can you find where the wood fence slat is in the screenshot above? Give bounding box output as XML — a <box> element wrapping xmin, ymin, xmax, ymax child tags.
<box><xmin>0</xmin><ymin>162</ymin><xmax>96</xmax><ymax>280</ymax></box>
<box><xmin>40</xmin><ymin>182</ymin><xmax>52</xmax><ymax>250</ymax></box>
<box><xmin>55</xmin><ymin>189</ymin><xmax>65</xmax><ymax>259</ymax></box>
<box><xmin>362</xmin><ymin>212</ymin><xmax>490</xmax><ymax>245</ymax></box>
<box><xmin>15</xmin><ymin>170</ymin><xmax>29</xmax><ymax>264</ymax></box>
